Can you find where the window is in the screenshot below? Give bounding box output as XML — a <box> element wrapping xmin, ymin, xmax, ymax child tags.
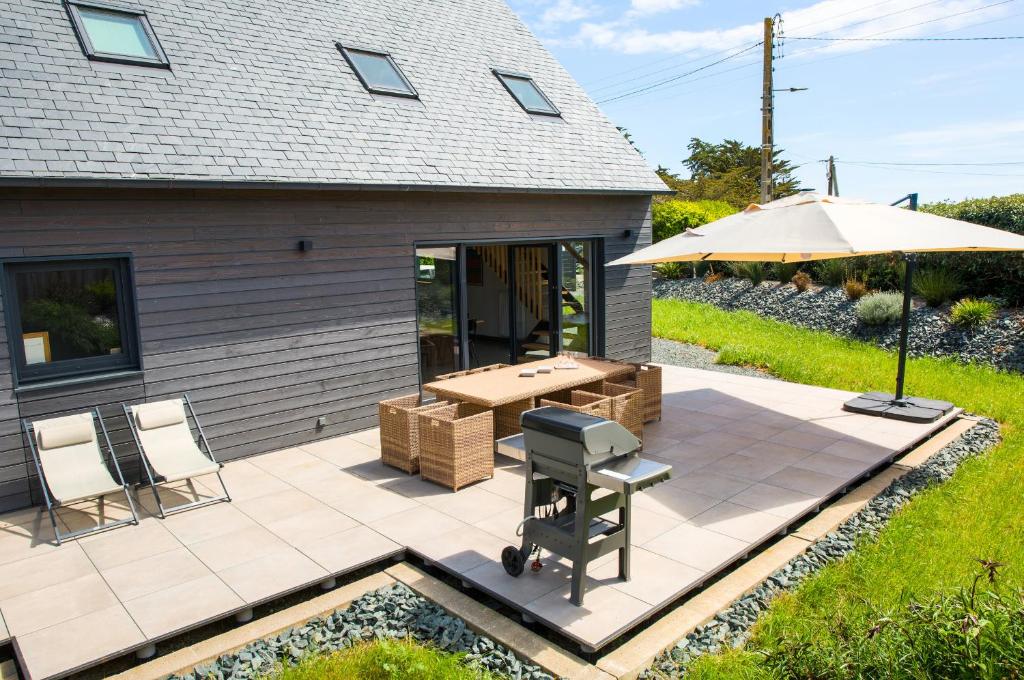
<box><xmin>66</xmin><ymin>0</ymin><xmax>169</xmax><ymax>67</ymax></box>
<box><xmin>493</xmin><ymin>70</ymin><xmax>560</xmax><ymax>116</ymax></box>
<box><xmin>2</xmin><ymin>257</ymin><xmax>141</xmax><ymax>386</ymax></box>
<box><xmin>336</xmin><ymin>44</ymin><xmax>418</xmax><ymax>98</ymax></box>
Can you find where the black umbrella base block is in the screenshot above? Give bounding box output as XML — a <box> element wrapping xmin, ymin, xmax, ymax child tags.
<box><xmin>843</xmin><ymin>392</ymin><xmax>955</xmax><ymax>423</ymax></box>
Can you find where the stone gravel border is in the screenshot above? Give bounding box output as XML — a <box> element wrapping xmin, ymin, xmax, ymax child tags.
<box><xmin>172</xmin><ymin>582</ymin><xmax>552</xmax><ymax>680</ymax></box>
<box><xmin>642</xmin><ymin>417</ymin><xmax>1000</xmax><ymax>677</ymax></box>
<box><xmin>654</xmin><ymin>278</ymin><xmax>1024</xmax><ymax>372</ymax></box>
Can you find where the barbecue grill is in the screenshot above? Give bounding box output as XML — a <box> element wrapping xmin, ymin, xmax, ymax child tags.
<box><xmin>501</xmin><ymin>407</ymin><xmax>672</xmax><ymax>606</ymax></box>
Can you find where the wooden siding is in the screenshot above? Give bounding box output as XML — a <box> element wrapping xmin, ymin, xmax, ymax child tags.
<box><xmin>0</xmin><ymin>188</ymin><xmax>653</xmax><ymax>512</ymax></box>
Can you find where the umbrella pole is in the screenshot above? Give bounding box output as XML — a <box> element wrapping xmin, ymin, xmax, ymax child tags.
<box><xmin>893</xmin><ymin>253</ymin><xmax>915</xmax><ymax>403</ymax></box>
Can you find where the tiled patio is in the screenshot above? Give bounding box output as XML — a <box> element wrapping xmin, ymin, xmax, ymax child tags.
<box><xmin>0</xmin><ymin>365</ymin><xmax>958</xmax><ymax>678</ymax></box>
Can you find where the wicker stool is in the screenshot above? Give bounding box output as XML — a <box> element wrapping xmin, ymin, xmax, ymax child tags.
<box><xmin>417</xmin><ymin>403</ymin><xmax>494</xmax><ymax>491</ymax></box>
<box><xmin>538</xmin><ymin>390</ymin><xmax>613</xmax><ymax>420</ymax></box>
<box><xmin>613</xmin><ymin>363</ymin><xmax>662</xmax><ymax>423</ymax></box>
<box><xmin>378</xmin><ymin>395</ymin><xmax>450</xmax><ymax>474</ymax></box>
<box><xmin>492</xmin><ymin>397</ymin><xmax>536</xmax><ymax>440</ymax></box>
<box><xmin>579</xmin><ymin>383</ymin><xmax>643</xmax><ymax>443</ymax></box>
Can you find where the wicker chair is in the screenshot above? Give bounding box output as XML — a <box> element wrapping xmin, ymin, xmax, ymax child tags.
<box><xmin>492</xmin><ymin>397</ymin><xmax>536</xmax><ymax>440</ymax></box>
<box><xmin>378</xmin><ymin>395</ymin><xmax>450</xmax><ymax>474</ymax></box>
<box><xmin>538</xmin><ymin>390</ymin><xmax>613</xmax><ymax>420</ymax></box>
<box><xmin>612</xmin><ymin>363</ymin><xmax>662</xmax><ymax>423</ymax></box>
<box><xmin>579</xmin><ymin>382</ymin><xmax>644</xmax><ymax>443</ymax></box>
<box><xmin>417</xmin><ymin>403</ymin><xmax>494</xmax><ymax>491</ymax></box>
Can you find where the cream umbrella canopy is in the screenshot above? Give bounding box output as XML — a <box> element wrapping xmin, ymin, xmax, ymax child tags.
<box><xmin>609</xmin><ymin>192</ymin><xmax>1024</xmax><ymax>423</ymax></box>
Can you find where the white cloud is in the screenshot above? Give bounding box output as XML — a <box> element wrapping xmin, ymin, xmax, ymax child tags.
<box><xmin>539</xmin><ymin>0</ymin><xmax>595</xmax><ymax>26</ymax></box>
<box><xmin>887</xmin><ymin>119</ymin><xmax>1024</xmax><ymax>149</ymax></box>
<box><xmin>567</xmin><ymin>0</ymin><xmax>1014</xmax><ymax>55</ymax></box>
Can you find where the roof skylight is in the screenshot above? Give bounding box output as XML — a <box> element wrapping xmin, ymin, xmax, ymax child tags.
<box><xmin>493</xmin><ymin>70</ymin><xmax>560</xmax><ymax>116</ymax></box>
<box><xmin>337</xmin><ymin>45</ymin><xmax>418</xmax><ymax>98</ymax></box>
<box><xmin>66</xmin><ymin>0</ymin><xmax>169</xmax><ymax>67</ymax></box>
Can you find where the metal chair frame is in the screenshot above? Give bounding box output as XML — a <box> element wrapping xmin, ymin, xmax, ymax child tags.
<box><xmin>123</xmin><ymin>392</ymin><xmax>231</xmax><ymax>519</ymax></box>
<box><xmin>22</xmin><ymin>408</ymin><xmax>140</xmax><ymax>546</ymax></box>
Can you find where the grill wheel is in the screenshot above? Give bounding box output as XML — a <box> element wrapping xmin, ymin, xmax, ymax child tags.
<box><xmin>501</xmin><ymin>545</ymin><xmax>527</xmax><ymax>577</ymax></box>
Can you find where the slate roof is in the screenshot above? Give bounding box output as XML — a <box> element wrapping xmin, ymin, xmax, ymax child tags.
<box><xmin>0</xmin><ymin>0</ymin><xmax>666</xmax><ymax>193</ymax></box>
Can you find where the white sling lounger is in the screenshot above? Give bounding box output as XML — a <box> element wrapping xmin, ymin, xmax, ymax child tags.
<box><xmin>123</xmin><ymin>394</ymin><xmax>230</xmax><ymax>518</ymax></box>
<box><xmin>22</xmin><ymin>410</ymin><xmax>139</xmax><ymax>545</ymax></box>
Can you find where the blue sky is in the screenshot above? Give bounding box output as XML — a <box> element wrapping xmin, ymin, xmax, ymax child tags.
<box><xmin>508</xmin><ymin>0</ymin><xmax>1024</xmax><ymax>204</ymax></box>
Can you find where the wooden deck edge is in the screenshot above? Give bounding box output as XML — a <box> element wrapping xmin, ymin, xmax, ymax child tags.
<box><xmin>108</xmin><ymin>571</ymin><xmax>395</xmax><ymax>680</ymax></box>
<box><xmin>596</xmin><ymin>414</ymin><xmax>977</xmax><ymax>680</ymax></box>
<box><xmin>386</xmin><ymin>562</ymin><xmax>613</xmax><ymax>680</ymax></box>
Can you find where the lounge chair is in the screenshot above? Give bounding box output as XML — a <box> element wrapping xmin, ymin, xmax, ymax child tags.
<box><xmin>123</xmin><ymin>394</ymin><xmax>230</xmax><ymax>518</ymax></box>
<box><xmin>22</xmin><ymin>410</ymin><xmax>139</xmax><ymax>545</ymax></box>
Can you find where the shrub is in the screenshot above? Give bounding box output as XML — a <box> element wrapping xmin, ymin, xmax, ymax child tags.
<box><xmin>950</xmin><ymin>297</ymin><xmax>997</xmax><ymax>327</ymax></box>
<box><xmin>856</xmin><ymin>291</ymin><xmax>903</xmax><ymax>326</ymax></box>
<box><xmin>773</xmin><ymin>262</ymin><xmax>799</xmax><ymax>283</ymax></box>
<box><xmin>791</xmin><ymin>271</ymin><xmax>811</xmax><ymax>292</ymax></box>
<box><xmin>861</xmin><ymin>253</ymin><xmax>906</xmax><ymax>292</ymax></box>
<box><xmin>272</xmin><ymin>638</ymin><xmax>491</xmax><ymax>680</ymax></box>
<box><xmin>654</xmin><ymin>262</ymin><xmax>688</xmax><ymax>279</ymax></box>
<box><xmin>651</xmin><ymin>199</ymin><xmax>737</xmax><ymax>243</ymax></box>
<box><xmin>704</xmin><ymin>271</ymin><xmax>726</xmax><ymax>284</ymax></box>
<box><xmin>814</xmin><ymin>258</ymin><xmax>848</xmax><ymax>287</ymax></box>
<box><xmin>913</xmin><ymin>268</ymin><xmax>960</xmax><ymax>307</ymax></box>
<box><xmin>728</xmin><ymin>261</ymin><xmax>767</xmax><ymax>286</ymax></box>
<box><xmin>922</xmin><ymin>194</ymin><xmax>1024</xmax><ymax>303</ymax></box>
<box><xmin>843</xmin><ymin>278</ymin><xmax>868</xmax><ymax>300</ymax></box>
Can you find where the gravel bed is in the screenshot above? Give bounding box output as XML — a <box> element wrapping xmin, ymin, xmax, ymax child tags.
<box><xmin>655</xmin><ymin>278</ymin><xmax>1024</xmax><ymax>371</ymax></box>
<box><xmin>642</xmin><ymin>418</ymin><xmax>1001</xmax><ymax>678</ymax></box>
<box><xmin>651</xmin><ymin>337</ymin><xmax>777</xmax><ymax>380</ymax></box>
<box><xmin>173</xmin><ymin>583</ymin><xmax>551</xmax><ymax>680</ymax></box>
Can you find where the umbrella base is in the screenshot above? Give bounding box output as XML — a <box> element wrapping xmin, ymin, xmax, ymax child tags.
<box><xmin>843</xmin><ymin>392</ymin><xmax>954</xmax><ymax>424</ymax></box>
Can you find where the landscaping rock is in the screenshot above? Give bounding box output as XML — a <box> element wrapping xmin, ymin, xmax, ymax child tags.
<box><xmin>654</xmin><ymin>278</ymin><xmax>1024</xmax><ymax>372</ymax></box>
<box><xmin>641</xmin><ymin>417</ymin><xmax>1000</xmax><ymax>678</ymax></box>
<box><xmin>173</xmin><ymin>583</ymin><xmax>552</xmax><ymax>680</ymax></box>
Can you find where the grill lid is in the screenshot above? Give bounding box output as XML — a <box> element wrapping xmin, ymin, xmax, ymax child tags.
<box><xmin>521</xmin><ymin>407</ymin><xmax>640</xmax><ymax>457</ymax></box>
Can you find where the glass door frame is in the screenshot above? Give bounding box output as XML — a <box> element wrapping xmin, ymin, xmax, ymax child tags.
<box><xmin>414</xmin><ymin>236</ymin><xmax>605</xmax><ymax>385</ymax></box>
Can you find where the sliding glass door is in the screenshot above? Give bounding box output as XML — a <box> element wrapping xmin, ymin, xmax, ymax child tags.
<box><xmin>416</xmin><ymin>239</ymin><xmax>600</xmax><ymax>384</ymax></box>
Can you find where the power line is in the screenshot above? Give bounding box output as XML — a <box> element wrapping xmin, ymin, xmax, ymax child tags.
<box><xmin>596</xmin><ymin>42</ymin><xmax>762</xmax><ymax>104</ymax></box>
<box><xmin>825</xmin><ymin>159</ymin><xmax>1024</xmax><ymax>166</ymax></box>
<box><xmin>788</xmin><ymin>34</ymin><xmax>1023</xmax><ymax>41</ymax></box>
<box><xmin>837</xmin><ymin>160</ymin><xmax>1024</xmax><ymax>177</ymax></box>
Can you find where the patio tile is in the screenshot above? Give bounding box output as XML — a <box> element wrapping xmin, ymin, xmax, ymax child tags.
<box><xmin>294</xmin><ymin>525</ymin><xmax>400</xmax><ymax>573</ymax></box>
<box><xmin>728</xmin><ymin>483</ymin><xmax>820</xmax><ymax>518</ymax></box>
<box><xmin>2</xmin><ymin>572</ymin><xmax>118</xmax><ymax>636</ymax></box>
<box><xmin>14</xmin><ymin>605</ymin><xmax>144</xmax><ymax>680</ymax></box>
<box><xmin>633</xmin><ymin>485</ymin><xmax>721</xmax><ymax>521</ymax></box>
<box><xmin>0</xmin><ymin>517</ymin><xmax>62</xmax><ymax>566</ymax></box>
<box><xmin>346</xmin><ymin>428</ymin><xmax>382</xmax><ymax>449</ymax></box>
<box><xmin>524</xmin><ymin>577</ymin><xmax>650</xmax><ymax>643</ymax></box>
<box><xmin>323</xmin><ymin>483</ymin><xmax>421</xmax><ymax>524</ymax></box>
<box><xmin>344</xmin><ymin>459</ymin><xmax>411</xmax><ymax>485</ymax></box>
<box><xmin>418</xmin><ymin>525</ymin><xmax>509</xmax><ymax>573</ymax></box>
<box><xmin>195</xmin><ymin>460</ymin><xmax>290</xmax><ymax>501</ymax></box>
<box><xmin>101</xmin><ymin>547</ymin><xmax>211</xmax><ymax>601</ymax></box>
<box><xmin>263</xmin><ymin>505</ymin><xmax>360</xmax><ymax>548</ymax></box>
<box><xmin>233</xmin><ymin>488</ymin><xmax>324</xmax><ymax>525</ymax></box>
<box><xmin>689</xmin><ymin>430</ymin><xmax>760</xmax><ymax>455</ymax></box>
<box><xmin>217</xmin><ymin>546</ymin><xmax>328</xmax><ymax>603</ymax></box>
<box><xmin>769</xmin><ymin>428</ymin><xmax>842</xmax><ymax>452</ymax></box>
<box><xmin>689</xmin><ymin>501</ymin><xmax>790</xmax><ymax>543</ymax></box>
<box><xmin>188</xmin><ymin>525</ymin><xmax>288</xmax><ymax>572</ymax></box>
<box><xmin>472</xmin><ymin>508</ymin><xmax>527</xmax><ymax>545</ymax></box>
<box><xmin>604</xmin><ymin>506</ymin><xmax>681</xmax><ymax>546</ymax></box>
<box><xmin>668</xmin><ymin>469</ymin><xmax>752</xmax><ymax>500</ymax></box>
<box><xmin>638</xmin><ymin>434</ymin><xmax>683</xmax><ymax>456</ymax></box>
<box><xmin>645</xmin><ymin>419</ymin><xmax>713</xmax><ymax>439</ymax></box>
<box><xmin>705</xmin><ymin>452</ymin><xmax>790</xmax><ymax>482</ymax></box>
<box><xmin>0</xmin><ymin>544</ymin><xmax>95</xmax><ymax>601</ymax></box>
<box><xmin>134</xmin><ymin>478</ymin><xmax>221</xmax><ymax>517</ymax></box>
<box><xmin>55</xmin><ymin>491</ymin><xmax>141</xmax><ymax>533</ymax></box>
<box><xmin>161</xmin><ymin>501</ymin><xmax>259</xmax><ymax>545</ymax></box>
<box><xmin>590</xmin><ymin>547</ymin><xmax>704</xmax><ymax>606</ymax></box>
<box><xmin>80</xmin><ymin>518</ymin><xmax>181</xmax><ymax>570</ymax></box>
<box><xmin>461</xmin><ymin>556</ymin><xmax>572</xmax><ymax>604</ymax></box>
<box><xmin>0</xmin><ymin>505</ymin><xmax>51</xmax><ymax>530</ymax></box>
<box><xmin>823</xmin><ymin>438</ymin><xmax>894</xmax><ymax>464</ymax></box>
<box><xmin>369</xmin><ymin>506</ymin><xmax>469</xmax><ymax>552</ymax></box>
<box><xmin>794</xmin><ymin>452</ymin><xmax>874</xmax><ymax>479</ymax></box>
<box><xmin>716</xmin><ymin>419</ymin><xmax>786</xmax><ymax>440</ymax></box>
<box><xmin>383</xmin><ymin>475</ymin><xmax>454</xmax><ymax>503</ymax></box>
<box><xmin>123</xmin><ymin>573</ymin><xmax>243</xmax><ymax>639</ymax></box>
<box><xmin>472</xmin><ymin>468</ymin><xmax>525</xmax><ymax>502</ymax></box>
<box><xmin>763</xmin><ymin>466</ymin><xmax>848</xmax><ymax>497</ymax></box>
<box><xmin>421</xmin><ymin>486</ymin><xmax>519</xmax><ymax>523</ymax></box>
<box><xmin>300</xmin><ymin>436</ymin><xmax>380</xmax><ymax>467</ymax></box>
<box><xmin>735</xmin><ymin>440</ymin><xmax>814</xmax><ymax>466</ymax></box>
<box><xmin>644</xmin><ymin>523</ymin><xmax>750</xmax><ymax>572</ymax></box>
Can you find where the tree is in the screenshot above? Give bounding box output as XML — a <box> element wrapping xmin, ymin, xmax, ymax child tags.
<box><xmin>660</xmin><ymin>138</ymin><xmax>800</xmax><ymax>209</ymax></box>
<box><xmin>652</xmin><ymin>199</ymin><xmax>736</xmax><ymax>243</ymax></box>
<box><xmin>617</xmin><ymin>126</ymin><xmax>643</xmax><ymax>157</ymax></box>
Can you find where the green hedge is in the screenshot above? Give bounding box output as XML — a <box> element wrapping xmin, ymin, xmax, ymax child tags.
<box><xmin>652</xmin><ymin>199</ymin><xmax>736</xmax><ymax>243</ymax></box>
<box><xmin>921</xmin><ymin>194</ymin><xmax>1024</xmax><ymax>304</ymax></box>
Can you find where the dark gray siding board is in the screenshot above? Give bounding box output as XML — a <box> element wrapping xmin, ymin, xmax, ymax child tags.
<box><xmin>0</xmin><ymin>188</ymin><xmax>653</xmax><ymax>511</ymax></box>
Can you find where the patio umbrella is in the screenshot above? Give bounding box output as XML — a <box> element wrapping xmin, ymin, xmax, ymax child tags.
<box><xmin>609</xmin><ymin>192</ymin><xmax>1024</xmax><ymax>423</ymax></box>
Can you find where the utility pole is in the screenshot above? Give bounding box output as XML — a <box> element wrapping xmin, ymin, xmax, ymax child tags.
<box><xmin>760</xmin><ymin>16</ymin><xmax>774</xmax><ymax>204</ymax></box>
<box><xmin>826</xmin><ymin>155</ymin><xmax>839</xmax><ymax>196</ymax></box>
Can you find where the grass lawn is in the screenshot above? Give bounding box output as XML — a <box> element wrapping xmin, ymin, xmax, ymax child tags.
<box><xmin>652</xmin><ymin>298</ymin><xmax>1024</xmax><ymax>678</ymax></box>
<box><xmin>266</xmin><ymin>638</ymin><xmax>493</xmax><ymax>680</ymax></box>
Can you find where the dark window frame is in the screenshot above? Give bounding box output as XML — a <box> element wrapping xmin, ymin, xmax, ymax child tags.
<box><xmin>336</xmin><ymin>43</ymin><xmax>419</xmax><ymax>99</ymax></box>
<box><xmin>492</xmin><ymin>69</ymin><xmax>561</xmax><ymax>117</ymax></box>
<box><xmin>1</xmin><ymin>255</ymin><xmax>143</xmax><ymax>388</ymax></box>
<box><xmin>65</xmin><ymin>0</ymin><xmax>170</xmax><ymax>68</ymax></box>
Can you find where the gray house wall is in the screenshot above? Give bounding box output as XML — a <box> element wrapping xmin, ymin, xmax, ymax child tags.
<box><xmin>0</xmin><ymin>188</ymin><xmax>653</xmax><ymax>512</ymax></box>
